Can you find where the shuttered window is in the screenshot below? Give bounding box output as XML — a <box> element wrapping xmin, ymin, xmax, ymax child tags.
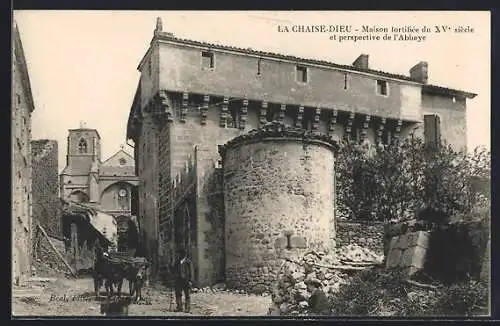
<box><xmin>424</xmin><ymin>114</ymin><xmax>441</xmax><ymax>150</ymax></box>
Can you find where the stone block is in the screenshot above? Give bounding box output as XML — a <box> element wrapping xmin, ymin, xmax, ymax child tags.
<box><xmin>388</xmin><ymin>236</ymin><xmax>398</xmax><ymax>250</ymax></box>
<box><xmin>385</xmin><ymin>248</ymin><xmax>403</xmax><ymax>269</ymax></box>
<box><xmin>395</xmin><ymin>233</ymin><xmax>409</xmax><ymax>250</ymax></box>
<box><xmin>402</xmin><ymin>266</ymin><xmax>419</xmax><ymax>277</ymax></box>
<box><xmin>399</xmin><ymin>245</ymin><xmax>427</xmax><ymax>269</ymax></box>
<box><xmin>275</xmin><ymin>237</ymin><xmax>288</xmax><ymax>250</ymax></box>
<box><xmin>290</xmin><ymin>235</ymin><xmax>307</xmax><ymax>249</ymax></box>
<box><xmin>406</xmin><ymin>231</ymin><xmax>430</xmax><ymax>249</ymax></box>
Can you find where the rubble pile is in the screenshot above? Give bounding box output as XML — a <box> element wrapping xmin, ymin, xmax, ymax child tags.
<box><xmin>337</xmin><ymin>244</ymin><xmax>384</xmax><ymax>265</ymax></box>
<box><xmin>32</xmin><ymin>235</ymin><xmax>69</xmax><ymax>277</ymax></box>
<box><xmin>191</xmin><ymin>283</ymin><xmax>268</xmax><ymax>296</ymax></box>
<box><xmin>267</xmin><ymin>246</ymin><xmax>384</xmax><ymax>316</ymax></box>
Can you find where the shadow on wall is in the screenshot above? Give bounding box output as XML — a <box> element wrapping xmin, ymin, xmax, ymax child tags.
<box><xmin>424</xmin><ymin>221</ymin><xmax>489</xmax><ymax>284</ymax></box>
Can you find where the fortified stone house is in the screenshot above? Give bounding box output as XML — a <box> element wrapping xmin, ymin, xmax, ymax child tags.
<box><xmin>126</xmin><ymin>18</ymin><xmax>477</xmax><ymax>287</ymax></box>
<box><xmin>60</xmin><ymin>127</ymin><xmax>140</xmax><ymax>252</ymax></box>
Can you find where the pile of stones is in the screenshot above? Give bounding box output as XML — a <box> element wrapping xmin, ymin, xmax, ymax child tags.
<box><xmin>191</xmin><ymin>283</ymin><xmax>271</xmax><ymax>296</ymax></box>
<box><xmin>267</xmin><ymin>246</ymin><xmax>384</xmax><ymax>316</ymax></box>
<box><xmin>267</xmin><ymin>251</ymin><xmax>347</xmax><ymax>316</ymax></box>
<box><xmin>337</xmin><ymin>244</ymin><xmax>384</xmax><ymax>264</ymax></box>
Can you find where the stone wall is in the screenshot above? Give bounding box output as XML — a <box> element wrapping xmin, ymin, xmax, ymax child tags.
<box><xmin>195</xmin><ymin>148</ymin><xmax>225</xmax><ymax>286</ymax></box>
<box><xmin>12</xmin><ymin>24</ymin><xmax>35</xmax><ymax>286</ymax></box>
<box><xmin>221</xmin><ymin>126</ymin><xmax>337</xmax><ymax>291</ymax></box>
<box><xmin>137</xmin><ymin>116</ymin><xmax>161</xmax><ymax>276</ymax></box>
<box><xmin>32</xmin><ymin>140</ymin><xmax>60</xmax><ymax>237</ymax></box>
<box><xmin>336</xmin><ymin>221</ymin><xmax>385</xmax><ymax>255</ymax></box>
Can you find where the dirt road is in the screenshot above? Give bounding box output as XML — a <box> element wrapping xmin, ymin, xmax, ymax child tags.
<box><xmin>12</xmin><ymin>277</ymin><xmax>272</xmax><ymax>317</ymax></box>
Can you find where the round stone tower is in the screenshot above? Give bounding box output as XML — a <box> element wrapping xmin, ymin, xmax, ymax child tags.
<box><xmin>219</xmin><ymin>122</ymin><xmax>338</xmax><ymax>292</ymax></box>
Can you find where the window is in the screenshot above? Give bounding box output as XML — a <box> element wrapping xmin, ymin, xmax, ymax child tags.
<box><xmin>344</xmin><ymin>73</ymin><xmax>348</xmax><ymax>90</ymax></box>
<box><xmin>78</xmin><ymin>138</ymin><xmax>88</xmax><ymax>153</ymax></box>
<box><xmin>376</xmin><ymin>80</ymin><xmax>388</xmax><ymax>96</ymax></box>
<box><xmin>148</xmin><ymin>59</ymin><xmax>152</xmax><ymax>76</ymax></box>
<box><xmin>296</xmin><ymin>66</ymin><xmax>308</xmax><ymax>83</ymax></box>
<box><xmin>354</xmin><ymin>128</ymin><xmax>361</xmax><ymax>143</ymax></box>
<box><xmin>201</xmin><ymin>51</ymin><xmax>214</xmax><ymax>68</ymax></box>
<box><xmin>424</xmin><ymin>114</ymin><xmax>441</xmax><ymax>149</ymax></box>
<box><xmin>257</xmin><ymin>58</ymin><xmax>262</xmax><ymax>75</ymax></box>
<box><xmin>16</xmin><ymin>94</ymin><xmax>21</xmax><ymax>105</ymax></box>
<box><xmin>382</xmin><ymin>130</ymin><xmax>394</xmax><ymax>145</ymax></box>
<box><xmin>119</xmin><ymin>158</ymin><xmax>127</xmax><ymax>166</ymax></box>
<box><xmin>229</xmin><ymin>106</ymin><xmax>239</xmax><ymax>128</ymax></box>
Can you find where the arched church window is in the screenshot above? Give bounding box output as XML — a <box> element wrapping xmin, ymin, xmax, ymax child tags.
<box><xmin>118</xmin><ymin>188</ymin><xmax>129</xmax><ymax>210</ymax></box>
<box><xmin>78</xmin><ymin>138</ymin><xmax>88</xmax><ymax>153</ymax></box>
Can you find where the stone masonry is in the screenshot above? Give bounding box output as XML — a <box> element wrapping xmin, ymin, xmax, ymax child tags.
<box><xmin>385</xmin><ymin>231</ymin><xmax>430</xmax><ymax>276</ymax></box>
<box><xmin>32</xmin><ymin>140</ymin><xmax>60</xmax><ymax>237</ymax></box>
<box><xmin>220</xmin><ymin>124</ymin><xmax>338</xmax><ymax>291</ymax></box>
<box><xmin>126</xmin><ymin>18</ymin><xmax>478</xmax><ymax>287</ymax></box>
<box><xmin>12</xmin><ymin>22</ymin><xmax>35</xmax><ymax>286</ymax></box>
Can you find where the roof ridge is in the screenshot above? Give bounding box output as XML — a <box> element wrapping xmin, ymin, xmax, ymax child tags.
<box><xmin>151</xmin><ymin>32</ymin><xmax>476</xmax><ymax>98</ymax></box>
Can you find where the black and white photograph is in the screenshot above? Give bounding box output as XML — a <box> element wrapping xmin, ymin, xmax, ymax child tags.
<box><xmin>11</xmin><ymin>10</ymin><xmax>491</xmax><ymax>318</ymax></box>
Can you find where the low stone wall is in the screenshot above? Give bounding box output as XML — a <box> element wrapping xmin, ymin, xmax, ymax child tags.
<box><xmin>226</xmin><ymin>262</ymin><xmax>281</xmax><ymax>294</ymax></box>
<box><xmin>336</xmin><ymin>221</ymin><xmax>385</xmax><ymax>255</ymax></box>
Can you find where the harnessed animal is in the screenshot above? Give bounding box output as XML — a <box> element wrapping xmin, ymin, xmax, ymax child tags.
<box><xmin>93</xmin><ymin>247</ymin><xmax>125</xmax><ymax>298</ymax></box>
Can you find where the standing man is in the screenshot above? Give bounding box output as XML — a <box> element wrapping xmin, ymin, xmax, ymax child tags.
<box><xmin>173</xmin><ymin>248</ymin><xmax>192</xmax><ymax>313</ymax></box>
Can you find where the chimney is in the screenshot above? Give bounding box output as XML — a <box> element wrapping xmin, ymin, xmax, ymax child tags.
<box><xmin>352</xmin><ymin>54</ymin><xmax>369</xmax><ymax>70</ymax></box>
<box><xmin>410</xmin><ymin>61</ymin><xmax>428</xmax><ymax>83</ymax></box>
<box><xmin>155</xmin><ymin>17</ymin><xmax>163</xmax><ymax>32</ymax></box>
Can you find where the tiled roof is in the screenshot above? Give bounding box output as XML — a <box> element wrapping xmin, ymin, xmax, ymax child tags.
<box><xmin>60</xmin><ymin>160</ymin><xmax>92</xmax><ymax>175</ymax></box>
<box><xmin>150</xmin><ymin>31</ymin><xmax>476</xmax><ymax>98</ymax></box>
<box><xmin>61</xmin><ymin>200</ymin><xmax>117</xmax><ymax>246</ymax></box>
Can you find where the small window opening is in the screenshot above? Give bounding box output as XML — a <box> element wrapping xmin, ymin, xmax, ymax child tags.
<box><xmin>78</xmin><ymin>138</ymin><xmax>88</xmax><ymax>153</ymax></box>
<box><xmin>382</xmin><ymin>130</ymin><xmax>394</xmax><ymax>145</ymax></box>
<box><xmin>296</xmin><ymin>66</ymin><xmax>308</xmax><ymax>83</ymax></box>
<box><xmin>257</xmin><ymin>58</ymin><xmax>262</xmax><ymax>75</ymax></box>
<box><xmin>229</xmin><ymin>106</ymin><xmax>239</xmax><ymax>128</ymax></box>
<box><xmin>344</xmin><ymin>73</ymin><xmax>348</xmax><ymax>90</ymax></box>
<box><xmin>285</xmin><ymin>234</ymin><xmax>292</xmax><ymax>250</ymax></box>
<box><xmin>376</xmin><ymin>80</ymin><xmax>388</xmax><ymax>95</ymax></box>
<box><xmin>148</xmin><ymin>59</ymin><xmax>152</xmax><ymax>76</ymax></box>
<box><xmin>16</xmin><ymin>94</ymin><xmax>21</xmax><ymax>105</ymax></box>
<box><xmin>202</xmin><ymin>51</ymin><xmax>214</xmax><ymax>68</ymax></box>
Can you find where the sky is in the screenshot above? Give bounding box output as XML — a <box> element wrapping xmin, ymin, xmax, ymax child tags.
<box><xmin>13</xmin><ymin>11</ymin><xmax>490</xmax><ymax>173</ymax></box>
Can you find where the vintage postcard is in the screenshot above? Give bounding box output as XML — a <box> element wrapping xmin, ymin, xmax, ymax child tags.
<box><xmin>12</xmin><ymin>10</ymin><xmax>491</xmax><ymax>318</ymax></box>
